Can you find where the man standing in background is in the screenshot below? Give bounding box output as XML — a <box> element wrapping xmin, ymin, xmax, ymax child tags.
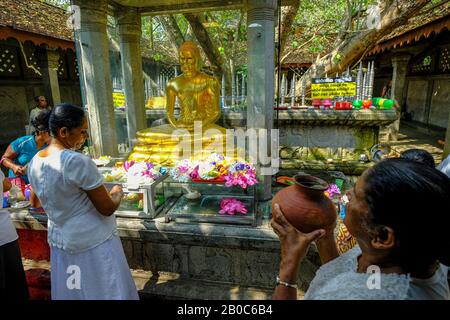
<box><xmin>28</xmin><ymin>96</ymin><xmax>51</xmax><ymax>134</ymax></box>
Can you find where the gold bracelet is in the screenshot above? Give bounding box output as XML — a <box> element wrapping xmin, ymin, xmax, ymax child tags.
<box><xmin>276</xmin><ymin>276</ymin><xmax>298</xmax><ymax>289</ymax></box>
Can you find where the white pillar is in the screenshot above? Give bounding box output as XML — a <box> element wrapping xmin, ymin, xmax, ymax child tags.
<box><xmin>389</xmin><ymin>54</ymin><xmax>411</xmax><ymax>142</ymax></box>
<box><xmin>118</xmin><ymin>7</ymin><xmax>146</xmax><ymax>147</ymax></box>
<box><xmin>247</xmin><ymin>0</ymin><xmax>277</xmax><ymax>200</ymax></box>
<box><xmin>74</xmin><ymin>0</ymin><xmax>118</xmax><ymax>157</ymax></box>
<box><xmin>40</xmin><ymin>48</ymin><xmax>61</xmax><ymax>106</ymax></box>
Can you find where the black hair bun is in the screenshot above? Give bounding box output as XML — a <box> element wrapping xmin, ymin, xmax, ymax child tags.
<box><xmin>31</xmin><ymin>109</ymin><xmax>51</xmax><ymax>132</ymax></box>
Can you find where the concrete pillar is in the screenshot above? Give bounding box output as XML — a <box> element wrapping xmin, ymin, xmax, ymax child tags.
<box><xmin>388</xmin><ymin>54</ymin><xmax>411</xmax><ymax>142</ymax></box>
<box><xmin>117</xmin><ymin>7</ymin><xmax>146</xmax><ymax>147</ymax></box>
<box><xmin>38</xmin><ymin>48</ymin><xmax>61</xmax><ymax>107</ymax></box>
<box><xmin>246</xmin><ymin>0</ymin><xmax>277</xmax><ymax>201</ymax></box>
<box><xmin>74</xmin><ymin>0</ymin><xmax>118</xmax><ymax>157</ymax></box>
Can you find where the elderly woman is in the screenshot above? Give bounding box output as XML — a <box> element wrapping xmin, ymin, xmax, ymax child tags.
<box><xmin>1</xmin><ymin>110</ymin><xmax>51</xmax><ymax>185</ymax></box>
<box><xmin>28</xmin><ymin>104</ymin><xmax>138</xmax><ymax>300</ymax></box>
<box><xmin>272</xmin><ymin>158</ymin><xmax>450</xmax><ymax>300</ymax></box>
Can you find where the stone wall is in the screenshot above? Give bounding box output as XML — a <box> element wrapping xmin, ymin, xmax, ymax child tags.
<box><xmin>428</xmin><ymin>78</ymin><xmax>450</xmax><ymax>129</ymax></box>
<box><xmin>406</xmin><ymin>79</ymin><xmax>430</xmax><ymax>124</ymax></box>
<box><xmin>116</xmin><ymin>217</ymin><xmax>321</xmax><ymax>299</ymax></box>
<box><xmin>0</xmin><ymin>86</ymin><xmax>29</xmax><ymax>144</ymax></box>
<box><xmin>10</xmin><ymin>210</ymin><xmax>321</xmax><ymax>300</ymax></box>
<box><xmin>0</xmin><ymin>83</ymin><xmax>81</xmax><ymax>145</ymax></box>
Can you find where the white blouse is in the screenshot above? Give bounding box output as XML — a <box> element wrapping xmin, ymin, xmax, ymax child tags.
<box><xmin>305</xmin><ymin>246</ymin><xmax>449</xmax><ymax>300</ymax></box>
<box><xmin>28</xmin><ymin>149</ymin><xmax>117</xmax><ymax>253</ymax></box>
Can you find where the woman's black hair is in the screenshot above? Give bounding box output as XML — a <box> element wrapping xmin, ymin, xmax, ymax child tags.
<box><xmin>363</xmin><ymin>158</ymin><xmax>450</xmax><ymax>272</ymax></box>
<box><xmin>400</xmin><ymin>148</ymin><xmax>436</xmax><ymax>168</ymax></box>
<box><xmin>31</xmin><ymin>109</ymin><xmax>51</xmax><ymax>134</ymax></box>
<box><xmin>49</xmin><ymin>103</ymin><xmax>85</xmax><ymax>137</ymax></box>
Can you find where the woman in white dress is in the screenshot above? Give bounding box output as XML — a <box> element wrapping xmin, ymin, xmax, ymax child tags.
<box><xmin>28</xmin><ymin>104</ymin><xmax>138</xmax><ymax>300</ymax></box>
<box><xmin>271</xmin><ymin>158</ymin><xmax>450</xmax><ymax>300</ymax></box>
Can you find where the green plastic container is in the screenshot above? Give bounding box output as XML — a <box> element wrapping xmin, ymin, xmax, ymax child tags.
<box><xmin>372</xmin><ymin>97</ymin><xmax>380</xmax><ymax>108</ymax></box>
<box><xmin>383</xmin><ymin>99</ymin><xmax>394</xmax><ymax>109</ymax></box>
<box><xmin>352</xmin><ymin>99</ymin><xmax>363</xmax><ymax>109</ymax></box>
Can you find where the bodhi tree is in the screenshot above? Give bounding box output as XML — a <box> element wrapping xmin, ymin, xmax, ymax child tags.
<box><xmin>297</xmin><ymin>0</ymin><xmax>432</xmax><ymax>89</ymax></box>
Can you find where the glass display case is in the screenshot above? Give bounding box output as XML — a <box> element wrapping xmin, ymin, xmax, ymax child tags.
<box><xmin>99</xmin><ymin>165</ymin><xmax>169</xmax><ymax>218</ymax></box>
<box><xmin>162</xmin><ymin>178</ymin><xmax>258</xmax><ymax>226</ymax></box>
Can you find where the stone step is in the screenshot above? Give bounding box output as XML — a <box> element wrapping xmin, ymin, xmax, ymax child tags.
<box><xmin>22</xmin><ymin>259</ymin><xmax>298</xmax><ymax>300</ymax></box>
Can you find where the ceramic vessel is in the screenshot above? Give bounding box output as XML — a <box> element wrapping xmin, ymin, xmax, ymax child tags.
<box><xmin>272</xmin><ymin>173</ymin><xmax>337</xmax><ymax>233</ymax></box>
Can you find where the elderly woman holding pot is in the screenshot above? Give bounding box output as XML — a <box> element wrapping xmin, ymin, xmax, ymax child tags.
<box><xmin>272</xmin><ymin>158</ymin><xmax>450</xmax><ymax>300</ymax></box>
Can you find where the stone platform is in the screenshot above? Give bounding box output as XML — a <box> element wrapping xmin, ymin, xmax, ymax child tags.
<box><xmin>115</xmin><ymin>109</ymin><xmax>397</xmax><ymax>174</ymax></box>
<box><xmin>10</xmin><ymin>209</ymin><xmax>321</xmax><ymax>300</ymax></box>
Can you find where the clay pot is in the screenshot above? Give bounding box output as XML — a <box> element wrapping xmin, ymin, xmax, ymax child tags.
<box><xmin>272</xmin><ymin>173</ymin><xmax>337</xmax><ymax>233</ymax></box>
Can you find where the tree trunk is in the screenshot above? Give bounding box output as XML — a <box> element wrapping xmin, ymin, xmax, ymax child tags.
<box><xmin>299</xmin><ymin>0</ymin><xmax>430</xmax><ymax>89</ymax></box>
<box><xmin>158</xmin><ymin>15</ymin><xmax>185</xmax><ymax>56</ymax></box>
<box><xmin>183</xmin><ymin>13</ymin><xmax>232</xmax><ymax>90</ymax></box>
<box><xmin>279</xmin><ymin>0</ymin><xmax>301</xmax><ymax>57</ymax></box>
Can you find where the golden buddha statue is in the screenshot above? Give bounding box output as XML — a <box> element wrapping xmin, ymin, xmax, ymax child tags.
<box><xmin>129</xmin><ymin>41</ymin><xmax>231</xmax><ymax>165</ymax></box>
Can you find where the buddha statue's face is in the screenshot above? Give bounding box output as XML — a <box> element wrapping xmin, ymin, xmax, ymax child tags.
<box><xmin>179</xmin><ymin>49</ymin><xmax>199</xmax><ymax>77</ymax></box>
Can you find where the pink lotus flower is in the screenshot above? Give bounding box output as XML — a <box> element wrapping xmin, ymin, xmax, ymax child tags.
<box><xmin>189</xmin><ymin>166</ymin><xmax>200</xmax><ymax>179</ymax></box>
<box><xmin>219</xmin><ymin>198</ymin><xmax>248</xmax><ymax>215</ymax></box>
<box><xmin>123</xmin><ymin>160</ymin><xmax>135</xmax><ymax>172</ymax></box>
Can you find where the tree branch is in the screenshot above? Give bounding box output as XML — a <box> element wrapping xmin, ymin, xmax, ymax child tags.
<box><xmin>298</xmin><ymin>0</ymin><xmax>431</xmax><ymax>90</ymax></box>
<box><xmin>280</xmin><ymin>24</ymin><xmax>326</xmax><ymax>64</ymax></box>
<box><xmin>157</xmin><ymin>15</ymin><xmax>185</xmax><ymax>56</ymax></box>
<box><xmin>183</xmin><ymin>12</ymin><xmax>231</xmax><ymax>87</ymax></box>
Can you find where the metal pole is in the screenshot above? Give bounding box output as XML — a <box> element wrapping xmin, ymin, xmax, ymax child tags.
<box><xmin>301</xmin><ymin>77</ymin><xmax>305</xmax><ymax>106</ymax></box>
<box><xmin>290</xmin><ymin>75</ymin><xmax>295</xmax><ymax>109</ymax></box>
<box><xmin>281</xmin><ymin>73</ymin><xmax>286</xmax><ymax>106</ymax></box>
<box><xmin>231</xmin><ymin>73</ymin><xmax>235</xmax><ymax>107</ymax></box>
<box><xmin>221</xmin><ymin>74</ymin><xmax>226</xmax><ymax>108</ymax></box>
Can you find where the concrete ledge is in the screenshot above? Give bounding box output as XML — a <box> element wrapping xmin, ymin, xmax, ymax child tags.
<box><xmin>281</xmin><ymin>159</ymin><xmax>373</xmax><ymax>175</ymax></box>
<box><xmin>115</xmin><ymin>109</ymin><xmax>397</xmax><ymax>127</ymax></box>
<box><xmin>275</xmin><ymin>109</ymin><xmax>397</xmax><ymax>125</ymax></box>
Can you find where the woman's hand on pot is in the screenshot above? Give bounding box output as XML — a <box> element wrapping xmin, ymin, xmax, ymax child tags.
<box><xmin>271</xmin><ymin>203</ymin><xmax>325</xmax><ymax>281</ymax></box>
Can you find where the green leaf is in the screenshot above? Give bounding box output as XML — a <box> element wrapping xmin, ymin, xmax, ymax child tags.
<box><xmin>334</xmin><ymin>53</ymin><xmax>342</xmax><ymax>63</ymax></box>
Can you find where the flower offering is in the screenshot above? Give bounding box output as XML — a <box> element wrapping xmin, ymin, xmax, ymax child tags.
<box><xmin>170</xmin><ymin>153</ymin><xmax>258</xmax><ymax>189</ymax></box>
<box><xmin>103</xmin><ymin>160</ymin><xmax>164</xmax><ymax>185</ymax></box>
<box><xmin>169</xmin><ymin>159</ymin><xmax>199</xmax><ymax>182</ymax></box>
<box><xmin>219</xmin><ymin>198</ymin><xmax>248</xmax><ymax>215</ymax></box>
<box><xmin>225</xmin><ymin>160</ymin><xmax>258</xmax><ymax>189</ymax></box>
<box><xmin>324</xmin><ymin>183</ymin><xmax>341</xmax><ymax>199</ymax></box>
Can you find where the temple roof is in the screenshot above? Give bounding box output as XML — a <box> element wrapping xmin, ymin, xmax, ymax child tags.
<box><xmin>0</xmin><ymin>0</ymin><xmax>73</xmax><ymax>42</ymax></box>
<box><xmin>0</xmin><ymin>0</ymin><xmax>166</xmax><ymax>61</ymax></box>
<box><xmin>369</xmin><ymin>1</ymin><xmax>450</xmax><ymax>55</ymax></box>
